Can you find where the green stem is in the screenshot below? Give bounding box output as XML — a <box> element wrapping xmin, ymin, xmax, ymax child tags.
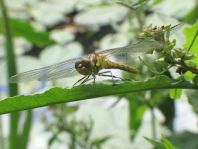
<box><xmin>0</xmin><ymin>0</ymin><xmax>20</xmax><ymax>149</ymax></box>
<box><xmin>150</xmin><ymin>106</ymin><xmax>157</xmax><ymax>140</ymax></box>
<box><xmin>0</xmin><ymin>117</ymin><xmax>5</xmax><ymax>149</ymax></box>
<box><xmin>20</xmin><ymin>110</ymin><xmax>32</xmax><ymax>149</ymax></box>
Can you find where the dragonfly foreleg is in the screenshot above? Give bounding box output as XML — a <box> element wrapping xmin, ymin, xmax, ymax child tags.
<box><xmin>73</xmin><ymin>75</ymin><xmax>88</xmax><ymax>86</ymax></box>
<box><xmin>81</xmin><ymin>75</ymin><xmax>91</xmax><ymax>84</ymax></box>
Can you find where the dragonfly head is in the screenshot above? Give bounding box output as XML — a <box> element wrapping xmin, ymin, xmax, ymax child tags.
<box><xmin>75</xmin><ymin>60</ymin><xmax>93</xmax><ymax>75</ymax></box>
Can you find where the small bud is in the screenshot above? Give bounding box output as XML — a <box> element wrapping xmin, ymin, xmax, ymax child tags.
<box><xmin>173</xmin><ymin>48</ymin><xmax>186</xmax><ymax>57</ymax></box>
<box><xmin>183</xmin><ymin>53</ymin><xmax>195</xmax><ymax>60</ymax></box>
<box><xmin>185</xmin><ymin>61</ymin><xmax>197</xmax><ymax>68</ymax></box>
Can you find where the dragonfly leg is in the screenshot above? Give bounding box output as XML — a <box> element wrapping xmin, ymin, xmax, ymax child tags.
<box><xmin>92</xmin><ymin>74</ymin><xmax>96</xmax><ymax>84</ymax></box>
<box><xmin>97</xmin><ymin>71</ymin><xmax>125</xmax><ymax>82</ymax></box>
<box><xmin>73</xmin><ymin>75</ymin><xmax>87</xmax><ymax>86</ymax></box>
<box><xmin>100</xmin><ymin>71</ymin><xmax>132</xmax><ymax>82</ymax></box>
<box><xmin>83</xmin><ymin>77</ymin><xmax>94</xmax><ymax>84</ymax></box>
<box><xmin>98</xmin><ymin>71</ymin><xmax>115</xmax><ymax>83</ymax></box>
<box><xmin>81</xmin><ymin>75</ymin><xmax>91</xmax><ymax>84</ymax></box>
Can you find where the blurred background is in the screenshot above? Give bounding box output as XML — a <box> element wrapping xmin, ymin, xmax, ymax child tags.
<box><xmin>0</xmin><ymin>0</ymin><xmax>197</xmax><ymax>149</ymax></box>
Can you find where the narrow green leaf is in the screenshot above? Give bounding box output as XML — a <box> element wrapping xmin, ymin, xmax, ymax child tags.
<box><xmin>145</xmin><ymin>136</ymin><xmax>179</xmax><ymax>149</ymax></box>
<box><xmin>91</xmin><ymin>136</ymin><xmax>111</xmax><ymax>147</ymax></box>
<box><xmin>0</xmin><ymin>18</ymin><xmax>55</xmax><ymax>47</ymax></box>
<box><xmin>161</xmin><ymin>136</ymin><xmax>178</xmax><ymax>149</ymax></box>
<box><xmin>0</xmin><ymin>75</ymin><xmax>197</xmax><ymax>115</ymax></box>
<box><xmin>169</xmin><ymin>89</ymin><xmax>182</xmax><ymax>99</ymax></box>
<box><xmin>144</xmin><ymin>137</ymin><xmax>165</xmax><ymax>149</ymax></box>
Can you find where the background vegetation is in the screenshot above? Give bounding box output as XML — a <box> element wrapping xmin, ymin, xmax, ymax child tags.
<box><xmin>0</xmin><ymin>0</ymin><xmax>197</xmax><ymax>149</ymax></box>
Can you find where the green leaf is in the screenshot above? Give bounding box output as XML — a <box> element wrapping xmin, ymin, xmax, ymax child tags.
<box><xmin>145</xmin><ymin>136</ymin><xmax>179</xmax><ymax>149</ymax></box>
<box><xmin>183</xmin><ymin>21</ymin><xmax>198</xmax><ymax>79</ymax></box>
<box><xmin>161</xmin><ymin>136</ymin><xmax>178</xmax><ymax>149</ymax></box>
<box><xmin>144</xmin><ymin>137</ymin><xmax>165</xmax><ymax>149</ymax></box>
<box><xmin>91</xmin><ymin>136</ymin><xmax>111</xmax><ymax>148</ymax></box>
<box><xmin>0</xmin><ymin>18</ymin><xmax>55</xmax><ymax>47</ymax></box>
<box><xmin>184</xmin><ymin>20</ymin><xmax>198</xmax><ymax>59</ymax></box>
<box><xmin>169</xmin><ymin>89</ymin><xmax>182</xmax><ymax>99</ymax></box>
<box><xmin>0</xmin><ymin>75</ymin><xmax>198</xmax><ymax>115</ymax></box>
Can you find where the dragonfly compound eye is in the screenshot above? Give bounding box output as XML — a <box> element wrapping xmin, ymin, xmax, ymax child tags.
<box><xmin>75</xmin><ymin>60</ymin><xmax>93</xmax><ymax>75</ymax></box>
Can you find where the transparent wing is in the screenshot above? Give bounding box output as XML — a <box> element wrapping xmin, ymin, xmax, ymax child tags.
<box><xmin>100</xmin><ymin>24</ymin><xmax>183</xmax><ymax>57</ymax></box>
<box><xmin>169</xmin><ymin>23</ymin><xmax>183</xmax><ymax>34</ymax></box>
<box><xmin>10</xmin><ymin>57</ymin><xmax>84</xmax><ymax>83</ymax></box>
<box><xmin>99</xmin><ymin>37</ymin><xmax>163</xmax><ymax>57</ymax></box>
<box><xmin>165</xmin><ymin>23</ymin><xmax>183</xmax><ymax>39</ymax></box>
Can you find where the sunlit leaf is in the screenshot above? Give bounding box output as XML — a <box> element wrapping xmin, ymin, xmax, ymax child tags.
<box><xmin>169</xmin><ymin>89</ymin><xmax>182</xmax><ymax>99</ymax></box>
<box><xmin>183</xmin><ymin>21</ymin><xmax>198</xmax><ymax>78</ymax></box>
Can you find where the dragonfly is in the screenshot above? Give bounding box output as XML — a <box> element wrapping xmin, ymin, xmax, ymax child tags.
<box><xmin>10</xmin><ymin>24</ymin><xmax>182</xmax><ymax>85</ymax></box>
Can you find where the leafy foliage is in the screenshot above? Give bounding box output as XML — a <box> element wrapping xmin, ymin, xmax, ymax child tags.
<box><xmin>0</xmin><ymin>0</ymin><xmax>197</xmax><ymax>148</ymax></box>
<box><xmin>43</xmin><ymin>105</ymin><xmax>110</xmax><ymax>149</ymax></box>
<box><xmin>0</xmin><ymin>18</ymin><xmax>55</xmax><ymax>47</ymax></box>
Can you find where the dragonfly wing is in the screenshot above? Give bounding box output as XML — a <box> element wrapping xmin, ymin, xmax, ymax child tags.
<box><xmin>165</xmin><ymin>23</ymin><xmax>183</xmax><ymax>39</ymax></box>
<box><xmin>99</xmin><ymin>24</ymin><xmax>182</xmax><ymax>57</ymax></box>
<box><xmin>99</xmin><ymin>38</ymin><xmax>163</xmax><ymax>57</ymax></box>
<box><xmin>10</xmin><ymin>57</ymin><xmax>84</xmax><ymax>83</ymax></box>
<box><xmin>169</xmin><ymin>23</ymin><xmax>183</xmax><ymax>35</ymax></box>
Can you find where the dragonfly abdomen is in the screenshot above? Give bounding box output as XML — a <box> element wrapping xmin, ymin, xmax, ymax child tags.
<box><xmin>103</xmin><ymin>60</ymin><xmax>139</xmax><ymax>74</ymax></box>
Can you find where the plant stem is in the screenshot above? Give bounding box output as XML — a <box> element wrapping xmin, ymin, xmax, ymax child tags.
<box><xmin>20</xmin><ymin>110</ymin><xmax>32</xmax><ymax>149</ymax></box>
<box><xmin>150</xmin><ymin>106</ymin><xmax>157</xmax><ymax>140</ymax></box>
<box><xmin>0</xmin><ymin>0</ymin><xmax>20</xmax><ymax>149</ymax></box>
<box><xmin>0</xmin><ymin>117</ymin><xmax>5</xmax><ymax>149</ymax></box>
